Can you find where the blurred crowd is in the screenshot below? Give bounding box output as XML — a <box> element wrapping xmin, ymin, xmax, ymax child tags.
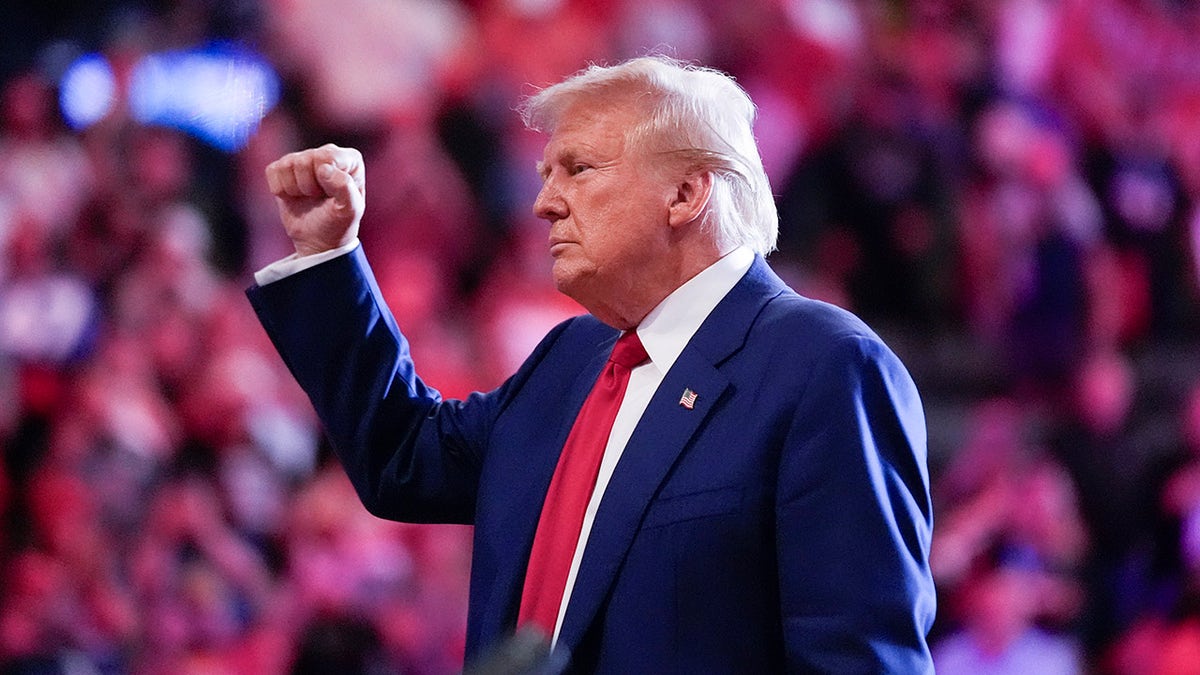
<box><xmin>1</xmin><ymin>0</ymin><xmax>1199</xmax><ymax>673</ymax></box>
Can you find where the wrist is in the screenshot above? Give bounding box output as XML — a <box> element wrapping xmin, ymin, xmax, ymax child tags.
<box><xmin>293</xmin><ymin>236</ymin><xmax>354</xmax><ymax>258</ymax></box>
<box><xmin>293</xmin><ymin>243</ymin><xmax>332</xmax><ymax>258</ymax></box>
<box><xmin>255</xmin><ymin>239</ymin><xmax>360</xmax><ymax>286</ymax></box>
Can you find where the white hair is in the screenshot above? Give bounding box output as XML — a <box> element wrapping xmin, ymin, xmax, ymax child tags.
<box><xmin>519</xmin><ymin>55</ymin><xmax>779</xmax><ymax>255</ymax></box>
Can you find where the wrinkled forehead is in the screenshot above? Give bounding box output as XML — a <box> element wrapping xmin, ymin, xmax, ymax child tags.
<box><xmin>540</xmin><ymin>99</ymin><xmax>641</xmax><ymax>158</ymax></box>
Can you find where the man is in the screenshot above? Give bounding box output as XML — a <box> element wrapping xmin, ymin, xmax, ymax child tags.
<box><xmin>248</xmin><ymin>56</ymin><xmax>935</xmax><ymax>672</ymax></box>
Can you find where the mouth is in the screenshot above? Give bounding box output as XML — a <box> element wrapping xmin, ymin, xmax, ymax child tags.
<box><xmin>548</xmin><ymin>239</ymin><xmax>574</xmax><ymax>256</ymax></box>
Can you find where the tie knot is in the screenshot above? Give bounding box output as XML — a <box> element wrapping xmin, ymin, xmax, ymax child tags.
<box><xmin>610</xmin><ymin>331</ymin><xmax>649</xmax><ymax>369</ymax></box>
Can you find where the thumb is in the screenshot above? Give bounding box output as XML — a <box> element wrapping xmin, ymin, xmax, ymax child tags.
<box><xmin>314</xmin><ymin>162</ymin><xmax>365</xmax><ymax>224</ymax></box>
<box><xmin>316</xmin><ymin>162</ymin><xmax>349</xmax><ymax>200</ymax></box>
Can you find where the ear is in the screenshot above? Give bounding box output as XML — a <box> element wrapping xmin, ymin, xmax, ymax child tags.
<box><xmin>667</xmin><ymin>170</ymin><xmax>713</xmax><ymax>228</ymax></box>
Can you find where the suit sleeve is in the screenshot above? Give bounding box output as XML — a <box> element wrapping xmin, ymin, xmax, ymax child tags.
<box><xmin>776</xmin><ymin>333</ymin><xmax>936</xmax><ymax>673</ymax></box>
<box><xmin>246</xmin><ymin>246</ymin><xmax>567</xmax><ymax>524</ymax></box>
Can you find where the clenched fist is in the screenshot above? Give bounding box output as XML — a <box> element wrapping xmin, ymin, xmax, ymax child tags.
<box><xmin>265</xmin><ymin>143</ymin><xmax>366</xmax><ymax>257</ymax></box>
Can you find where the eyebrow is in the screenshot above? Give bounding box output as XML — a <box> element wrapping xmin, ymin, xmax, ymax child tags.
<box><xmin>535</xmin><ymin>149</ymin><xmax>583</xmax><ymax>179</ymax></box>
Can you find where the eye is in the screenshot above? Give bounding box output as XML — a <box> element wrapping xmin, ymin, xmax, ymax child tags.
<box><xmin>568</xmin><ymin>163</ymin><xmax>592</xmax><ymax>176</ymax></box>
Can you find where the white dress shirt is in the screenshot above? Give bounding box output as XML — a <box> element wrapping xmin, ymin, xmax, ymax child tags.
<box><xmin>254</xmin><ymin>243</ymin><xmax>756</xmax><ymax>647</ymax></box>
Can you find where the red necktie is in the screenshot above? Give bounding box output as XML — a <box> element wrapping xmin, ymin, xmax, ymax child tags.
<box><xmin>517</xmin><ymin>331</ymin><xmax>650</xmax><ymax>637</ymax></box>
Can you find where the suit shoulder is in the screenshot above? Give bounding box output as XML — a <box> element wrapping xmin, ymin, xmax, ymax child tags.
<box><xmin>557</xmin><ymin>313</ymin><xmax>612</xmax><ymax>338</ymax></box>
<box><xmin>756</xmin><ymin>290</ymin><xmax>883</xmax><ymax>352</ymax></box>
<box><xmin>545</xmin><ymin>313</ymin><xmax>618</xmax><ymax>351</ymax></box>
<box><xmin>516</xmin><ymin>313</ymin><xmax>616</xmax><ymax>372</ymax></box>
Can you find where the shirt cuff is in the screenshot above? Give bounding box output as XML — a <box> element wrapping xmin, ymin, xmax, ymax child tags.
<box><xmin>253</xmin><ymin>239</ymin><xmax>361</xmax><ymax>286</ymax></box>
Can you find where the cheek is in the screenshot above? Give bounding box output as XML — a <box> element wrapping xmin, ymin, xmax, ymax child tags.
<box><xmin>570</xmin><ymin>199</ymin><xmax>618</xmax><ymax>250</ymax></box>
<box><xmin>587</xmin><ymin>208</ymin><xmax>639</xmax><ymax>255</ymax></box>
<box><xmin>572</xmin><ymin>182</ymin><xmax>666</xmax><ymax>262</ymax></box>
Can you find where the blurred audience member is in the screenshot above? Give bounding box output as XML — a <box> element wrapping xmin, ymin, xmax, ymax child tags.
<box><xmin>932</xmin><ymin>399</ymin><xmax>1088</xmax><ymax>670</ymax></box>
<box><xmin>933</xmin><ymin>552</ymin><xmax>1083</xmax><ymax>675</ymax></box>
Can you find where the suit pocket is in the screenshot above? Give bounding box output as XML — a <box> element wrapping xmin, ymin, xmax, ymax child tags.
<box><xmin>641</xmin><ymin>485</ymin><xmax>743</xmax><ymax>529</ymax></box>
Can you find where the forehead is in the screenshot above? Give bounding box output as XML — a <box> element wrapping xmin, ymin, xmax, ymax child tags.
<box><xmin>541</xmin><ymin>101</ymin><xmax>640</xmax><ymax>159</ymax></box>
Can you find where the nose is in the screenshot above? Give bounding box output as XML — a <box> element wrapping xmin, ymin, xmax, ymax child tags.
<box><xmin>533</xmin><ymin>177</ymin><xmax>567</xmax><ymax>223</ymax></box>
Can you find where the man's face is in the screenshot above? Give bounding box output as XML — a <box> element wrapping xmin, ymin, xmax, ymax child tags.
<box><xmin>533</xmin><ymin>100</ymin><xmax>675</xmax><ymax>325</ymax></box>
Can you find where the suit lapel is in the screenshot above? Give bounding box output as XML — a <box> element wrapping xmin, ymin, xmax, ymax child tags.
<box><xmin>555</xmin><ymin>256</ymin><xmax>788</xmax><ymax>651</ymax></box>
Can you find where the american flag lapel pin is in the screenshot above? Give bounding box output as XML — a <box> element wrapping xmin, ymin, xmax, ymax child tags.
<box><xmin>679</xmin><ymin>388</ymin><xmax>698</xmax><ymax>410</ymax></box>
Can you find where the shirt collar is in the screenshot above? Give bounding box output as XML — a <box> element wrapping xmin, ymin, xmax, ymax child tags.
<box><xmin>634</xmin><ymin>246</ymin><xmax>755</xmax><ymax>374</ymax></box>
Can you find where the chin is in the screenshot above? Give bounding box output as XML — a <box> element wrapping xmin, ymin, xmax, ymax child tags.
<box><xmin>552</xmin><ymin>271</ymin><xmax>583</xmax><ymax>303</ymax></box>
<box><xmin>551</xmin><ymin>259</ymin><xmax>584</xmax><ymax>294</ymax></box>
<box><xmin>552</xmin><ymin>264</ymin><xmax>599</xmax><ymax>310</ymax></box>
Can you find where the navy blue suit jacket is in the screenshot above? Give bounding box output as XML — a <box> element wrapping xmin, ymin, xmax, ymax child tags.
<box><xmin>247</xmin><ymin>247</ymin><xmax>935</xmax><ymax>672</ymax></box>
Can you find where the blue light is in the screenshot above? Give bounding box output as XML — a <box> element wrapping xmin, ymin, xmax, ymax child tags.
<box><xmin>59</xmin><ymin>44</ymin><xmax>280</xmax><ymax>152</ymax></box>
<box><xmin>129</xmin><ymin>44</ymin><xmax>281</xmax><ymax>152</ymax></box>
<box><xmin>59</xmin><ymin>53</ymin><xmax>117</xmax><ymax>130</ymax></box>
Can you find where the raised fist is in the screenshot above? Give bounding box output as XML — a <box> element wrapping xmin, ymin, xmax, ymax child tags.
<box><xmin>265</xmin><ymin>143</ymin><xmax>366</xmax><ymax>257</ymax></box>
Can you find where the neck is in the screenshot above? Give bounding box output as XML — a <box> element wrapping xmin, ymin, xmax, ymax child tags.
<box><xmin>588</xmin><ymin>242</ymin><xmax>726</xmax><ymax>330</ymax></box>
